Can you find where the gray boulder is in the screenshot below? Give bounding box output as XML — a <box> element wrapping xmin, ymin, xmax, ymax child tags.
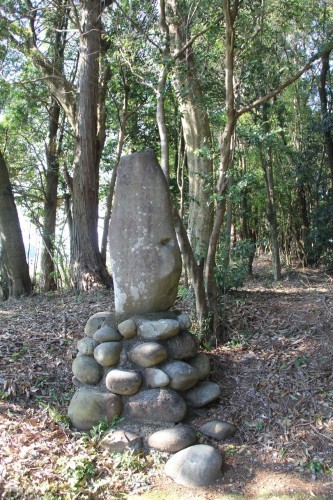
<box><xmin>109</xmin><ymin>150</ymin><xmax>182</xmax><ymax>316</ymax></box>
<box><xmin>72</xmin><ymin>355</ymin><xmax>102</xmax><ymax>385</ymax></box>
<box><xmin>148</xmin><ymin>425</ymin><xmax>196</xmax><ymax>453</ymax></box>
<box><xmin>105</xmin><ymin>369</ymin><xmax>142</xmax><ymax>396</ymax></box>
<box><xmin>77</xmin><ymin>337</ymin><xmax>98</xmax><ymax>356</ymax></box>
<box><xmin>122</xmin><ymin>388</ymin><xmax>187</xmax><ymax>423</ymax></box>
<box><xmin>199</xmin><ymin>419</ymin><xmax>237</xmax><ymax>441</ymax></box>
<box><xmin>138</xmin><ymin>319</ymin><xmax>180</xmax><ymax>340</ymax></box>
<box><xmin>187</xmin><ymin>353</ymin><xmax>211</xmax><ymax>380</ymax></box>
<box><xmin>164</xmin><ymin>331</ymin><xmax>198</xmax><ymax>360</ymax></box>
<box><xmin>177</xmin><ymin>314</ymin><xmax>192</xmax><ymax>330</ymax></box>
<box><xmin>93</xmin><ymin>325</ymin><xmax>121</xmax><ymax>343</ymax></box>
<box><xmin>142</xmin><ymin>367</ymin><xmax>170</xmax><ymax>388</ymax></box>
<box><xmin>84</xmin><ymin>312</ymin><xmax>110</xmax><ymax>337</ymax></box>
<box><xmin>159</xmin><ymin>360</ymin><xmax>199</xmax><ymax>391</ymax></box>
<box><xmin>129</xmin><ymin>342</ymin><xmax>168</xmax><ymax>367</ymax></box>
<box><xmin>183</xmin><ymin>381</ymin><xmax>221</xmax><ymax>408</ymax></box>
<box><xmin>68</xmin><ymin>388</ymin><xmax>122</xmax><ymax>431</ymax></box>
<box><xmin>118</xmin><ymin>319</ymin><xmax>137</xmax><ymax>339</ymax></box>
<box><xmin>94</xmin><ymin>342</ymin><xmax>122</xmax><ymax>367</ymax></box>
<box><xmin>165</xmin><ymin>444</ymin><xmax>222</xmax><ymax>487</ymax></box>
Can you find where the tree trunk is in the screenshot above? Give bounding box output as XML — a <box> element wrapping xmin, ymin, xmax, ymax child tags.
<box><xmin>259</xmin><ymin>105</ymin><xmax>282</xmax><ymax>280</ymax></box>
<box><xmin>101</xmin><ymin>81</ymin><xmax>129</xmax><ymax>264</ymax></box>
<box><xmin>318</xmin><ymin>49</ymin><xmax>333</xmax><ymax>200</ymax></box>
<box><xmin>41</xmin><ymin>99</ymin><xmax>61</xmax><ymax>292</ymax></box>
<box><xmin>205</xmin><ymin>0</ymin><xmax>239</xmax><ymax>335</ymax></box>
<box><xmin>167</xmin><ymin>0</ymin><xmax>213</xmax><ymax>258</ymax></box>
<box><xmin>0</xmin><ymin>151</ymin><xmax>32</xmax><ymax>298</ymax></box>
<box><xmin>71</xmin><ymin>0</ymin><xmax>112</xmax><ymax>289</ymax></box>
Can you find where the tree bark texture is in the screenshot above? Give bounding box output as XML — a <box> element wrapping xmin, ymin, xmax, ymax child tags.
<box><xmin>166</xmin><ymin>0</ymin><xmax>214</xmax><ymax>259</ymax></box>
<box><xmin>71</xmin><ymin>0</ymin><xmax>112</xmax><ymax>289</ymax></box>
<box><xmin>0</xmin><ymin>151</ymin><xmax>32</xmax><ymax>298</ymax></box>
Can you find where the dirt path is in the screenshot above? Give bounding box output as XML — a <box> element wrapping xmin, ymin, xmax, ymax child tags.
<box><xmin>0</xmin><ymin>260</ymin><xmax>332</xmax><ymax>498</ymax></box>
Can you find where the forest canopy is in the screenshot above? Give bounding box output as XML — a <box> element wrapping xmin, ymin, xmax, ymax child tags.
<box><xmin>0</xmin><ymin>0</ymin><xmax>332</xmax><ymax>340</ymax></box>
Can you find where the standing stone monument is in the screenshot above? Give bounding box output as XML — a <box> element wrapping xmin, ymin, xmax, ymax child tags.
<box><xmin>68</xmin><ymin>150</ymin><xmax>225</xmax><ymax>487</ymax></box>
<box><xmin>109</xmin><ymin>149</ymin><xmax>182</xmax><ymax>316</ymax></box>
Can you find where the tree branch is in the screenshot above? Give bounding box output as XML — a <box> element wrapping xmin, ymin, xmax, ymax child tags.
<box><xmin>237</xmin><ymin>44</ymin><xmax>333</xmax><ymax>117</ymax></box>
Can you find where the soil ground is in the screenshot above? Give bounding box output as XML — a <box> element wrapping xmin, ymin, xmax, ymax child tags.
<box><xmin>0</xmin><ymin>257</ymin><xmax>332</xmax><ymax>498</ymax></box>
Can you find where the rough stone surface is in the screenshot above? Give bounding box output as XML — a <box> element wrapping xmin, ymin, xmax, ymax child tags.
<box><xmin>187</xmin><ymin>353</ymin><xmax>211</xmax><ymax>380</ymax></box>
<box><xmin>183</xmin><ymin>381</ymin><xmax>221</xmax><ymax>408</ymax></box>
<box><xmin>177</xmin><ymin>314</ymin><xmax>192</xmax><ymax>330</ymax></box>
<box><xmin>72</xmin><ymin>356</ymin><xmax>103</xmax><ymax>385</ymax></box>
<box><xmin>93</xmin><ymin>325</ymin><xmax>121</xmax><ymax>343</ymax></box>
<box><xmin>84</xmin><ymin>312</ymin><xmax>109</xmax><ymax>337</ymax></box>
<box><xmin>109</xmin><ymin>150</ymin><xmax>182</xmax><ymax>316</ymax></box>
<box><xmin>138</xmin><ymin>319</ymin><xmax>180</xmax><ymax>340</ymax></box>
<box><xmin>142</xmin><ymin>367</ymin><xmax>170</xmax><ymax>388</ymax></box>
<box><xmin>105</xmin><ymin>369</ymin><xmax>142</xmax><ymax>396</ymax></box>
<box><xmin>165</xmin><ymin>444</ymin><xmax>222</xmax><ymax>487</ymax></box>
<box><xmin>118</xmin><ymin>319</ymin><xmax>137</xmax><ymax>339</ymax></box>
<box><xmin>122</xmin><ymin>388</ymin><xmax>187</xmax><ymax>423</ymax></box>
<box><xmin>77</xmin><ymin>337</ymin><xmax>98</xmax><ymax>356</ymax></box>
<box><xmin>129</xmin><ymin>342</ymin><xmax>167</xmax><ymax>367</ymax></box>
<box><xmin>159</xmin><ymin>360</ymin><xmax>199</xmax><ymax>391</ymax></box>
<box><xmin>147</xmin><ymin>425</ymin><xmax>196</xmax><ymax>453</ymax></box>
<box><xmin>199</xmin><ymin>419</ymin><xmax>237</xmax><ymax>441</ymax></box>
<box><xmin>100</xmin><ymin>429</ymin><xmax>143</xmax><ymax>454</ymax></box>
<box><xmin>68</xmin><ymin>388</ymin><xmax>122</xmax><ymax>431</ymax></box>
<box><xmin>94</xmin><ymin>342</ymin><xmax>122</xmax><ymax>367</ymax></box>
<box><xmin>164</xmin><ymin>331</ymin><xmax>198</xmax><ymax>360</ymax></box>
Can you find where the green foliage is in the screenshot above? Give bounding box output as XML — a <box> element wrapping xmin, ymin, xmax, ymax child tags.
<box><xmin>215</xmin><ymin>239</ymin><xmax>255</xmax><ymax>293</ymax></box>
<box><xmin>58</xmin><ymin>455</ymin><xmax>96</xmax><ymax>493</ymax></box>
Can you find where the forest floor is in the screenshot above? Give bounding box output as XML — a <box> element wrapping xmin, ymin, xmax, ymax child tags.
<box><xmin>0</xmin><ymin>257</ymin><xmax>332</xmax><ymax>499</ymax></box>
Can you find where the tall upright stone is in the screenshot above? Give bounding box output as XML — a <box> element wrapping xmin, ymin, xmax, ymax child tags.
<box><xmin>109</xmin><ymin>150</ymin><xmax>182</xmax><ymax>316</ymax></box>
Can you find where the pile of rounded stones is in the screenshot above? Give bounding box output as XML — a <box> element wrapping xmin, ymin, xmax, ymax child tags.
<box><xmin>69</xmin><ymin>310</ymin><xmax>221</xmax><ymax>430</ymax></box>
<box><xmin>68</xmin><ymin>310</ymin><xmax>234</xmax><ymax>487</ymax></box>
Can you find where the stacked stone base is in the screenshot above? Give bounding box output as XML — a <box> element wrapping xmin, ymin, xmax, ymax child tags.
<box><xmin>68</xmin><ymin>311</ymin><xmax>221</xmax><ymax>431</ymax></box>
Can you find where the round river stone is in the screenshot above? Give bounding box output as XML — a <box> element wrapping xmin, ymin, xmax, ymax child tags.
<box><xmin>122</xmin><ymin>388</ymin><xmax>187</xmax><ymax>423</ymax></box>
<box><xmin>118</xmin><ymin>319</ymin><xmax>137</xmax><ymax>339</ymax></box>
<box><xmin>93</xmin><ymin>325</ymin><xmax>121</xmax><ymax>343</ymax></box>
<box><xmin>142</xmin><ymin>367</ymin><xmax>170</xmax><ymax>388</ymax></box>
<box><xmin>106</xmin><ymin>369</ymin><xmax>142</xmax><ymax>396</ymax></box>
<box><xmin>129</xmin><ymin>342</ymin><xmax>167</xmax><ymax>367</ymax></box>
<box><xmin>68</xmin><ymin>387</ymin><xmax>122</xmax><ymax>431</ymax></box>
<box><xmin>77</xmin><ymin>337</ymin><xmax>98</xmax><ymax>356</ymax></box>
<box><xmin>183</xmin><ymin>381</ymin><xmax>221</xmax><ymax>407</ymax></box>
<box><xmin>84</xmin><ymin>311</ymin><xmax>109</xmax><ymax>337</ymax></box>
<box><xmin>94</xmin><ymin>342</ymin><xmax>122</xmax><ymax>367</ymax></box>
<box><xmin>187</xmin><ymin>353</ymin><xmax>211</xmax><ymax>380</ymax></box>
<box><xmin>72</xmin><ymin>355</ymin><xmax>102</xmax><ymax>385</ymax></box>
<box><xmin>165</xmin><ymin>444</ymin><xmax>222</xmax><ymax>487</ymax></box>
<box><xmin>148</xmin><ymin>425</ymin><xmax>196</xmax><ymax>453</ymax></box>
<box><xmin>138</xmin><ymin>319</ymin><xmax>180</xmax><ymax>340</ymax></box>
<box><xmin>159</xmin><ymin>360</ymin><xmax>199</xmax><ymax>391</ymax></box>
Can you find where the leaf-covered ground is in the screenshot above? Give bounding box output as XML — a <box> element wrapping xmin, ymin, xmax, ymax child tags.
<box><xmin>0</xmin><ymin>258</ymin><xmax>332</xmax><ymax>499</ymax></box>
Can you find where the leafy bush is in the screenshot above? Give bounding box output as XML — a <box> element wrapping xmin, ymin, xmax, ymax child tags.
<box><xmin>215</xmin><ymin>238</ymin><xmax>255</xmax><ymax>293</ymax></box>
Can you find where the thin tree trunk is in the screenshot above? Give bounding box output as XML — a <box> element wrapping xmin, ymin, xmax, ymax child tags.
<box><xmin>318</xmin><ymin>49</ymin><xmax>333</xmax><ymax>200</ymax></box>
<box><xmin>41</xmin><ymin>99</ymin><xmax>61</xmax><ymax>292</ymax></box>
<box><xmin>0</xmin><ymin>151</ymin><xmax>32</xmax><ymax>298</ymax></box>
<box><xmin>101</xmin><ymin>82</ymin><xmax>129</xmax><ymax>264</ymax></box>
<box><xmin>205</xmin><ymin>0</ymin><xmax>239</xmax><ymax>333</ymax></box>
<box><xmin>258</xmin><ymin>107</ymin><xmax>282</xmax><ymax>281</ymax></box>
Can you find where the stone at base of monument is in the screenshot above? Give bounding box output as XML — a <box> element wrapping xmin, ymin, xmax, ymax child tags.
<box><xmin>68</xmin><ymin>311</ymin><xmax>221</xmax><ymax>431</ymax></box>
